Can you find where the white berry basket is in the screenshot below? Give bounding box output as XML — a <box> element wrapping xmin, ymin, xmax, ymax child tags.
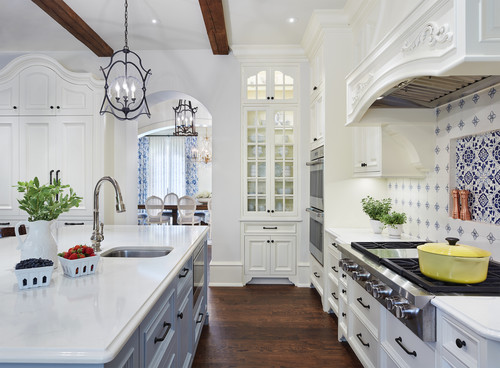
<box><xmin>15</xmin><ymin>265</ymin><xmax>54</xmax><ymax>290</ymax></box>
<box><xmin>59</xmin><ymin>255</ymin><xmax>100</xmax><ymax>278</ymax></box>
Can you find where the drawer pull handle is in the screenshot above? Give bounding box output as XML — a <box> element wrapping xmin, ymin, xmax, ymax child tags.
<box><xmin>331</xmin><ymin>292</ymin><xmax>338</xmax><ymax>300</ymax></box>
<box><xmin>357</xmin><ymin>297</ymin><xmax>370</xmax><ymax>309</ymax></box>
<box><xmin>456</xmin><ymin>338</ymin><xmax>466</xmax><ymax>349</ymax></box>
<box><xmin>332</xmin><ymin>266</ymin><xmax>338</xmax><ymax>273</ymax></box>
<box><xmin>196</xmin><ymin>312</ymin><xmax>204</xmax><ymax>324</ymax></box>
<box><xmin>342</xmin><ymin>289</ymin><xmax>346</xmax><ymax>294</ymax></box>
<box><xmin>356</xmin><ymin>333</ymin><xmax>370</xmax><ymax>347</ymax></box>
<box><xmin>263</xmin><ymin>226</ymin><xmax>278</xmax><ymax>230</ymax></box>
<box><xmin>395</xmin><ymin>337</ymin><xmax>417</xmax><ymax>357</ymax></box>
<box><xmin>332</xmin><ymin>242</ymin><xmax>338</xmax><ymax>248</ymax></box>
<box><xmin>313</xmin><ymin>272</ymin><xmax>320</xmax><ymax>278</ymax></box>
<box><xmin>341</xmin><ymin>274</ymin><xmax>346</xmax><ymax>278</ymax></box>
<box><xmin>154</xmin><ymin>322</ymin><xmax>171</xmax><ymax>344</ymax></box>
<box><xmin>179</xmin><ymin>268</ymin><xmax>189</xmax><ymax>278</ymax></box>
<box><xmin>342</xmin><ymin>312</ymin><xmax>346</xmax><ymax>317</ymax></box>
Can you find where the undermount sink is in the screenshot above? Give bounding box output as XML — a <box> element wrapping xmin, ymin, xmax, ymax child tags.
<box><xmin>101</xmin><ymin>247</ymin><xmax>172</xmax><ymax>258</ymax></box>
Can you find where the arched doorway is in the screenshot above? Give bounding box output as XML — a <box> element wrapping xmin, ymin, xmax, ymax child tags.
<box><xmin>137</xmin><ymin>91</ymin><xmax>212</xmax><ymax>230</ymax></box>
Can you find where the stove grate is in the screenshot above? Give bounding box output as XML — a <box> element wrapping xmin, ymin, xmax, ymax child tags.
<box><xmin>381</xmin><ymin>258</ymin><xmax>500</xmax><ymax>294</ymax></box>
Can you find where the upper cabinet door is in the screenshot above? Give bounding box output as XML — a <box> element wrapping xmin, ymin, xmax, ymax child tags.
<box><xmin>19</xmin><ymin>66</ymin><xmax>56</xmax><ymax>115</ymax></box>
<box><xmin>242</xmin><ymin>66</ymin><xmax>299</xmax><ymax>104</ymax></box>
<box><xmin>0</xmin><ymin>76</ymin><xmax>20</xmax><ymax>115</ymax></box>
<box><xmin>0</xmin><ymin>117</ymin><xmax>20</xmax><ymax>216</ymax></box>
<box><xmin>19</xmin><ymin>65</ymin><xmax>93</xmax><ymax>116</ymax></box>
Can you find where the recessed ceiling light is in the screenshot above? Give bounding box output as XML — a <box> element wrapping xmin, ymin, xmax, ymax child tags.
<box><xmin>287</xmin><ymin>17</ymin><xmax>298</xmax><ymax>24</ymax></box>
<box><xmin>152</xmin><ymin>19</ymin><xmax>158</xmax><ymax>24</ymax></box>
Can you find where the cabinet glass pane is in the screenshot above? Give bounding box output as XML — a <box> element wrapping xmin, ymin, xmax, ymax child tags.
<box><xmin>284</xmin><ymin>180</ymin><xmax>293</xmax><ymax>194</ymax></box>
<box><xmin>246</xmin><ymin>71</ymin><xmax>267</xmax><ymax>100</ymax></box>
<box><xmin>274</xmin><ymin>71</ymin><xmax>294</xmax><ymax>100</ymax></box>
<box><xmin>248</xmin><ymin>144</ymin><xmax>256</xmax><ymax>159</ymax></box>
<box><xmin>257</xmin><ymin>162</ymin><xmax>266</xmax><ymax>177</ymax></box>
<box><xmin>257</xmin><ymin>180</ymin><xmax>266</xmax><ymax>194</ymax></box>
<box><xmin>285</xmin><ymin>198</ymin><xmax>293</xmax><ymax>212</ymax></box>
<box><xmin>247</xmin><ymin>198</ymin><xmax>256</xmax><ymax>212</ymax></box>
<box><xmin>274</xmin><ymin>162</ymin><xmax>283</xmax><ymax>177</ymax></box>
<box><xmin>257</xmin><ymin>198</ymin><xmax>266</xmax><ymax>212</ymax></box>
<box><xmin>275</xmin><ymin>197</ymin><xmax>284</xmax><ymax>212</ymax></box>
<box><xmin>247</xmin><ymin>180</ymin><xmax>256</xmax><ymax>195</ymax></box>
<box><xmin>247</xmin><ymin>162</ymin><xmax>256</xmax><ymax>177</ymax></box>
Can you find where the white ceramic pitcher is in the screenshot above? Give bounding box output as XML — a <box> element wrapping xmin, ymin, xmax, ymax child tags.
<box><xmin>15</xmin><ymin>220</ymin><xmax>58</xmax><ymax>268</ymax></box>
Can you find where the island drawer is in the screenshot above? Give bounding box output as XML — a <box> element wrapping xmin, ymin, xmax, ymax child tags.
<box><xmin>176</xmin><ymin>257</ymin><xmax>193</xmax><ymax>298</ymax></box>
<box><xmin>440</xmin><ymin>313</ymin><xmax>479</xmax><ymax>367</ymax></box>
<box><xmin>140</xmin><ymin>286</ymin><xmax>176</xmax><ymax>368</ymax></box>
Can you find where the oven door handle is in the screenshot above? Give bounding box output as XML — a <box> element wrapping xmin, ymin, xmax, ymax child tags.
<box><xmin>306</xmin><ymin>208</ymin><xmax>323</xmax><ymax>217</ymax></box>
<box><xmin>306</xmin><ymin>158</ymin><xmax>324</xmax><ymax>166</ymax></box>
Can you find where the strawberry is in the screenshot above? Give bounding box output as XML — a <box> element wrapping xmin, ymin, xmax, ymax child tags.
<box><xmin>84</xmin><ymin>247</ymin><xmax>94</xmax><ymax>256</ymax></box>
<box><xmin>69</xmin><ymin>253</ymin><xmax>79</xmax><ymax>260</ymax></box>
<box><xmin>77</xmin><ymin>253</ymin><xmax>85</xmax><ymax>259</ymax></box>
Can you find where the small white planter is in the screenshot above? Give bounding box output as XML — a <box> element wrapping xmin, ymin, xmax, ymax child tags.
<box><xmin>387</xmin><ymin>224</ymin><xmax>403</xmax><ymax>238</ymax></box>
<box><xmin>369</xmin><ymin>219</ymin><xmax>384</xmax><ymax>234</ymax></box>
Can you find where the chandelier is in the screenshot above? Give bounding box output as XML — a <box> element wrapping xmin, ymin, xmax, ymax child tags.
<box><xmin>99</xmin><ymin>0</ymin><xmax>151</xmax><ymax>121</ymax></box>
<box><xmin>191</xmin><ymin>128</ymin><xmax>212</xmax><ymax>164</ymax></box>
<box><xmin>173</xmin><ymin>99</ymin><xmax>198</xmax><ymax>136</ymax></box>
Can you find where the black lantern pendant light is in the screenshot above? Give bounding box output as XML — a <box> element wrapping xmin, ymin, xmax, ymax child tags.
<box><xmin>173</xmin><ymin>99</ymin><xmax>198</xmax><ymax>136</ymax></box>
<box><xmin>100</xmin><ymin>0</ymin><xmax>151</xmax><ymax>121</ymax></box>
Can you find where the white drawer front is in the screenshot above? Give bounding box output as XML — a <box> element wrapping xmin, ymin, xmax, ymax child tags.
<box><xmin>310</xmin><ymin>256</ymin><xmax>324</xmax><ymax>296</ymax></box>
<box><xmin>350</xmin><ymin>280</ymin><xmax>380</xmax><ymax>336</ymax></box>
<box><xmin>441</xmin><ymin>314</ymin><xmax>479</xmax><ymax>367</ymax></box>
<box><xmin>244</xmin><ymin>223</ymin><xmax>296</xmax><ymax>234</ymax></box>
<box><xmin>326</xmin><ymin>248</ymin><xmax>340</xmax><ymax>280</ymax></box>
<box><xmin>383</xmin><ymin>310</ymin><xmax>435</xmax><ymax>368</ymax></box>
<box><xmin>327</xmin><ymin>272</ymin><xmax>339</xmax><ymax>314</ymax></box>
<box><xmin>338</xmin><ymin>297</ymin><xmax>348</xmax><ymax>340</ymax></box>
<box><xmin>349</xmin><ymin>312</ymin><xmax>379</xmax><ymax>368</ymax></box>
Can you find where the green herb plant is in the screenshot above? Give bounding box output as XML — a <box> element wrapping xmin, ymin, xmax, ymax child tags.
<box><xmin>380</xmin><ymin>211</ymin><xmax>407</xmax><ymax>229</ymax></box>
<box><xmin>361</xmin><ymin>196</ymin><xmax>392</xmax><ymax>221</ymax></box>
<box><xmin>15</xmin><ymin>177</ymin><xmax>82</xmax><ymax>222</ymax></box>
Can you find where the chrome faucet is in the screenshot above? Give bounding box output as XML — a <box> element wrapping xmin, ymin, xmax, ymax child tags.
<box><xmin>91</xmin><ymin>176</ymin><xmax>126</xmax><ymax>252</ymax></box>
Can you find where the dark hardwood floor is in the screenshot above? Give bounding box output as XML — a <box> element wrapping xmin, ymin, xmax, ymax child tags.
<box><xmin>192</xmin><ymin>285</ymin><xmax>363</xmax><ymax>367</ymax></box>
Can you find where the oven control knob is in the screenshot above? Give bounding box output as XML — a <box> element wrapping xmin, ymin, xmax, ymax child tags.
<box><xmin>386</xmin><ymin>296</ymin><xmax>408</xmax><ymax>311</ymax></box>
<box><xmin>352</xmin><ymin>268</ymin><xmax>370</xmax><ymax>281</ymax></box>
<box><xmin>394</xmin><ymin>303</ymin><xmax>420</xmax><ymax>320</ymax></box>
<box><xmin>342</xmin><ymin>261</ymin><xmax>359</xmax><ymax>272</ymax></box>
<box><xmin>372</xmin><ymin>284</ymin><xmax>393</xmax><ymax>299</ymax></box>
<box><xmin>364</xmin><ymin>279</ymin><xmax>382</xmax><ymax>294</ymax></box>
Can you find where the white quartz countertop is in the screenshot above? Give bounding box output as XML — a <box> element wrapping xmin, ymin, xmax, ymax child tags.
<box><xmin>432</xmin><ymin>296</ymin><xmax>500</xmax><ymax>342</ymax></box>
<box><xmin>326</xmin><ymin>227</ymin><xmax>420</xmax><ymax>244</ymax></box>
<box><xmin>0</xmin><ymin>224</ymin><xmax>208</xmax><ymax>365</ymax></box>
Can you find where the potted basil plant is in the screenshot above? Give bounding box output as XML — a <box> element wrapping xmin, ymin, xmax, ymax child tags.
<box><xmin>14</xmin><ymin>177</ymin><xmax>82</xmax><ymax>266</ymax></box>
<box><xmin>380</xmin><ymin>211</ymin><xmax>407</xmax><ymax>238</ymax></box>
<box><xmin>361</xmin><ymin>196</ymin><xmax>392</xmax><ymax>234</ymax></box>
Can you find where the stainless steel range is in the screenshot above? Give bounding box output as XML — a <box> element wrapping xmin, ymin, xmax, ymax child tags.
<box><xmin>339</xmin><ymin>241</ymin><xmax>500</xmax><ymax>342</ymax></box>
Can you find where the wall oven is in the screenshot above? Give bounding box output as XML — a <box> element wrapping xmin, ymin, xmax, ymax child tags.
<box><xmin>307</xmin><ymin>146</ymin><xmax>325</xmax><ymax>265</ymax></box>
<box><xmin>306</xmin><ymin>146</ymin><xmax>324</xmax><ymax>211</ymax></box>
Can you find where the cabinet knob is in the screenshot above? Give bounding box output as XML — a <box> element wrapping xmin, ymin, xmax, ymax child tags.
<box><xmin>267</xmin><ymin>96</ymin><xmax>270</xmax><ymax>100</ymax></box>
<box><xmin>267</xmin><ymin>209</ymin><xmax>270</xmax><ymax>213</ymax></box>
<box><xmin>313</xmin><ymin>138</ymin><xmax>318</xmax><ymax>141</ymax></box>
<box><xmin>342</xmin><ymin>312</ymin><xmax>346</xmax><ymax>317</ymax></box>
<box><xmin>271</xmin><ymin>96</ymin><xmax>274</xmax><ymax>100</ymax></box>
<box><xmin>177</xmin><ymin>312</ymin><xmax>184</xmax><ymax>319</ymax></box>
<box><xmin>56</xmin><ymin>106</ymin><xmax>60</xmax><ymax>109</ymax></box>
<box><xmin>50</xmin><ymin>106</ymin><xmax>54</xmax><ymax>109</ymax></box>
<box><xmin>271</xmin><ymin>240</ymin><xmax>274</xmax><ymax>243</ymax></box>
<box><xmin>13</xmin><ymin>106</ymin><xmax>17</xmax><ymax>109</ymax></box>
<box><xmin>361</xmin><ymin>162</ymin><xmax>367</xmax><ymax>167</ymax></box>
<box><xmin>313</xmin><ymin>86</ymin><xmax>318</xmax><ymax>91</ymax></box>
<box><xmin>455</xmin><ymin>338</ymin><xmax>466</xmax><ymax>349</ymax></box>
<box><xmin>267</xmin><ymin>240</ymin><xmax>270</xmax><ymax>243</ymax></box>
<box><xmin>271</xmin><ymin>210</ymin><xmax>274</xmax><ymax>213</ymax></box>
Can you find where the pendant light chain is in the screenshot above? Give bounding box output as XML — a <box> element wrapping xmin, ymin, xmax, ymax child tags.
<box><xmin>124</xmin><ymin>0</ymin><xmax>129</xmax><ymax>49</ymax></box>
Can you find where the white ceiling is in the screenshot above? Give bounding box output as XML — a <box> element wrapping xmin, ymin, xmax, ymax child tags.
<box><xmin>0</xmin><ymin>0</ymin><xmax>347</xmax><ymax>53</ymax></box>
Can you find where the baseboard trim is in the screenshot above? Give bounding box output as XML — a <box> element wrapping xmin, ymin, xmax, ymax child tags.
<box><xmin>209</xmin><ymin>261</ymin><xmax>244</xmax><ymax>287</ymax></box>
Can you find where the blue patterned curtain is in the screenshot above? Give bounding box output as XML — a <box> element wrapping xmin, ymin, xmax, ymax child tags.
<box><xmin>137</xmin><ymin>137</ymin><xmax>150</xmax><ymax>205</ymax></box>
<box><xmin>185</xmin><ymin>137</ymin><xmax>198</xmax><ymax>196</ymax></box>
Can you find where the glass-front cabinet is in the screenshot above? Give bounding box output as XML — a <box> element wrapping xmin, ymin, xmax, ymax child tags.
<box><xmin>242</xmin><ymin>66</ymin><xmax>298</xmax><ymax>104</ymax></box>
<box><xmin>244</xmin><ymin>106</ymin><xmax>297</xmax><ymax>217</ymax></box>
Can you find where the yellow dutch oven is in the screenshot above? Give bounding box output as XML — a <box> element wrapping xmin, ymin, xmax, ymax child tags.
<box><xmin>417</xmin><ymin>237</ymin><xmax>491</xmax><ymax>284</ymax></box>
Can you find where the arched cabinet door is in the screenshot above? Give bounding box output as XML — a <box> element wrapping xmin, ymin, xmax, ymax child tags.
<box><xmin>241</xmin><ymin>66</ymin><xmax>299</xmax><ymax>104</ymax></box>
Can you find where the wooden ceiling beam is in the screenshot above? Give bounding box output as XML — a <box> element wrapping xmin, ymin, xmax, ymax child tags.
<box><xmin>198</xmin><ymin>0</ymin><xmax>229</xmax><ymax>55</ymax></box>
<box><xmin>32</xmin><ymin>0</ymin><xmax>113</xmax><ymax>57</ymax></box>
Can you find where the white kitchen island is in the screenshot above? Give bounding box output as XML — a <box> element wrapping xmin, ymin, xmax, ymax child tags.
<box><xmin>0</xmin><ymin>224</ymin><xmax>208</xmax><ymax>367</ymax></box>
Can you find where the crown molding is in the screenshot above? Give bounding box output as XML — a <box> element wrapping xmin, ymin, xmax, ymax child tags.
<box><xmin>230</xmin><ymin>45</ymin><xmax>307</xmax><ymax>62</ymax></box>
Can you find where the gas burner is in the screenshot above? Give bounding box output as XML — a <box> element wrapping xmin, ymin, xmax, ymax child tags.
<box><xmin>381</xmin><ymin>258</ymin><xmax>500</xmax><ymax>294</ymax></box>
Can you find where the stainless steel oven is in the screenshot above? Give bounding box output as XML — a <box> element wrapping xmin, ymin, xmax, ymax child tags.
<box><xmin>307</xmin><ymin>207</ymin><xmax>324</xmax><ymax>266</ymax></box>
<box><xmin>306</xmin><ymin>146</ymin><xmax>324</xmax><ymax>211</ymax></box>
<box><xmin>193</xmin><ymin>239</ymin><xmax>205</xmax><ymax>308</ymax></box>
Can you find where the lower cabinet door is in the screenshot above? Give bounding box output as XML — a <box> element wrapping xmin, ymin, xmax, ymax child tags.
<box><xmin>105</xmin><ymin>329</ymin><xmax>140</xmax><ymax>368</ymax></box>
<box><xmin>244</xmin><ymin>236</ymin><xmax>270</xmax><ymax>274</ymax></box>
<box><xmin>177</xmin><ymin>287</ymin><xmax>193</xmax><ymax>368</ymax></box>
<box><xmin>270</xmin><ymin>235</ymin><xmax>295</xmax><ymax>275</ymax></box>
<box><xmin>348</xmin><ymin>313</ymin><xmax>379</xmax><ymax>368</ymax></box>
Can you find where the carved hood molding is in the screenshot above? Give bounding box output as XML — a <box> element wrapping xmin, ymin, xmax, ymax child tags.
<box><xmin>346</xmin><ymin>0</ymin><xmax>500</xmax><ymax>125</ymax></box>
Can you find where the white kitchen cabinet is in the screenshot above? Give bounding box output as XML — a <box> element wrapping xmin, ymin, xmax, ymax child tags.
<box><xmin>242</xmin><ymin>65</ymin><xmax>299</xmax><ymax>104</ymax></box>
<box><xmin>0</xmin><ymin>75</ymin><xmax>20</xmax><ymax>115</ymax></box>
<box><xmin>19</xmin><ymin>115</ymin><xmax>93</xmax><ymax>218</ymax></box>
<box><xmin>309</xmin><ymin>89</ymin><xmax>325</xmax><ymax>149</ymax></box>
<box><xmin>0</xmin><ymin>55</ymin><xmax>101</xmax><ymax>223</ymax></box>
<box><xmin>19</xmin><ymin>65</ymin><xmax>93</xmax><ymax>116</ymax></box>
<box><xmin>242</xmin><ymin>222</ymin><xmax>297</xmax><ymax>284</ymax></box>
<box><xmin>310</xmin><ymin>44</ymin><xmax>324</xmax><ymax>97</ymax></box>
<box><xmin>310</xmin><ymin>254</ymin><xmax>325</xmax><ymax>302</ymax></box>
<box><xmin>353</xmin><ymin>126</ymin><xmax>381</xmax><ymax>175</ymax></box>
<box><xmin>0</xmin><ymin>117</ymin><xmax>19</xmax><ymax>217</ymax></box>
<box><xmin>242</xmin><ymin>106</ymin><xmax>298</xmax><ymax>217</ymax></box>
<box><xmin>105</xmin><ymin>329</ymin><xmax>140</xmax><ymax>368</ymax></box>
<box><xmin>325</xmin><ymin>233</ymin><xmax>341</xmax><ymax>316</ymax></box>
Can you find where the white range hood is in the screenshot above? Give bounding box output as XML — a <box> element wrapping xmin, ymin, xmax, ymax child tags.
<box><xmin>346</xmin><ymin>0</ymin><xmax>500</xmax><ymax>126</ymax></box>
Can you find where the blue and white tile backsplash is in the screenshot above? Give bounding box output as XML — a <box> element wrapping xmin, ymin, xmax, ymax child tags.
<box><xmin>387</xmin><ymin>84</ymin><xmax>500</xmax><ymax>257</ymax></box>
